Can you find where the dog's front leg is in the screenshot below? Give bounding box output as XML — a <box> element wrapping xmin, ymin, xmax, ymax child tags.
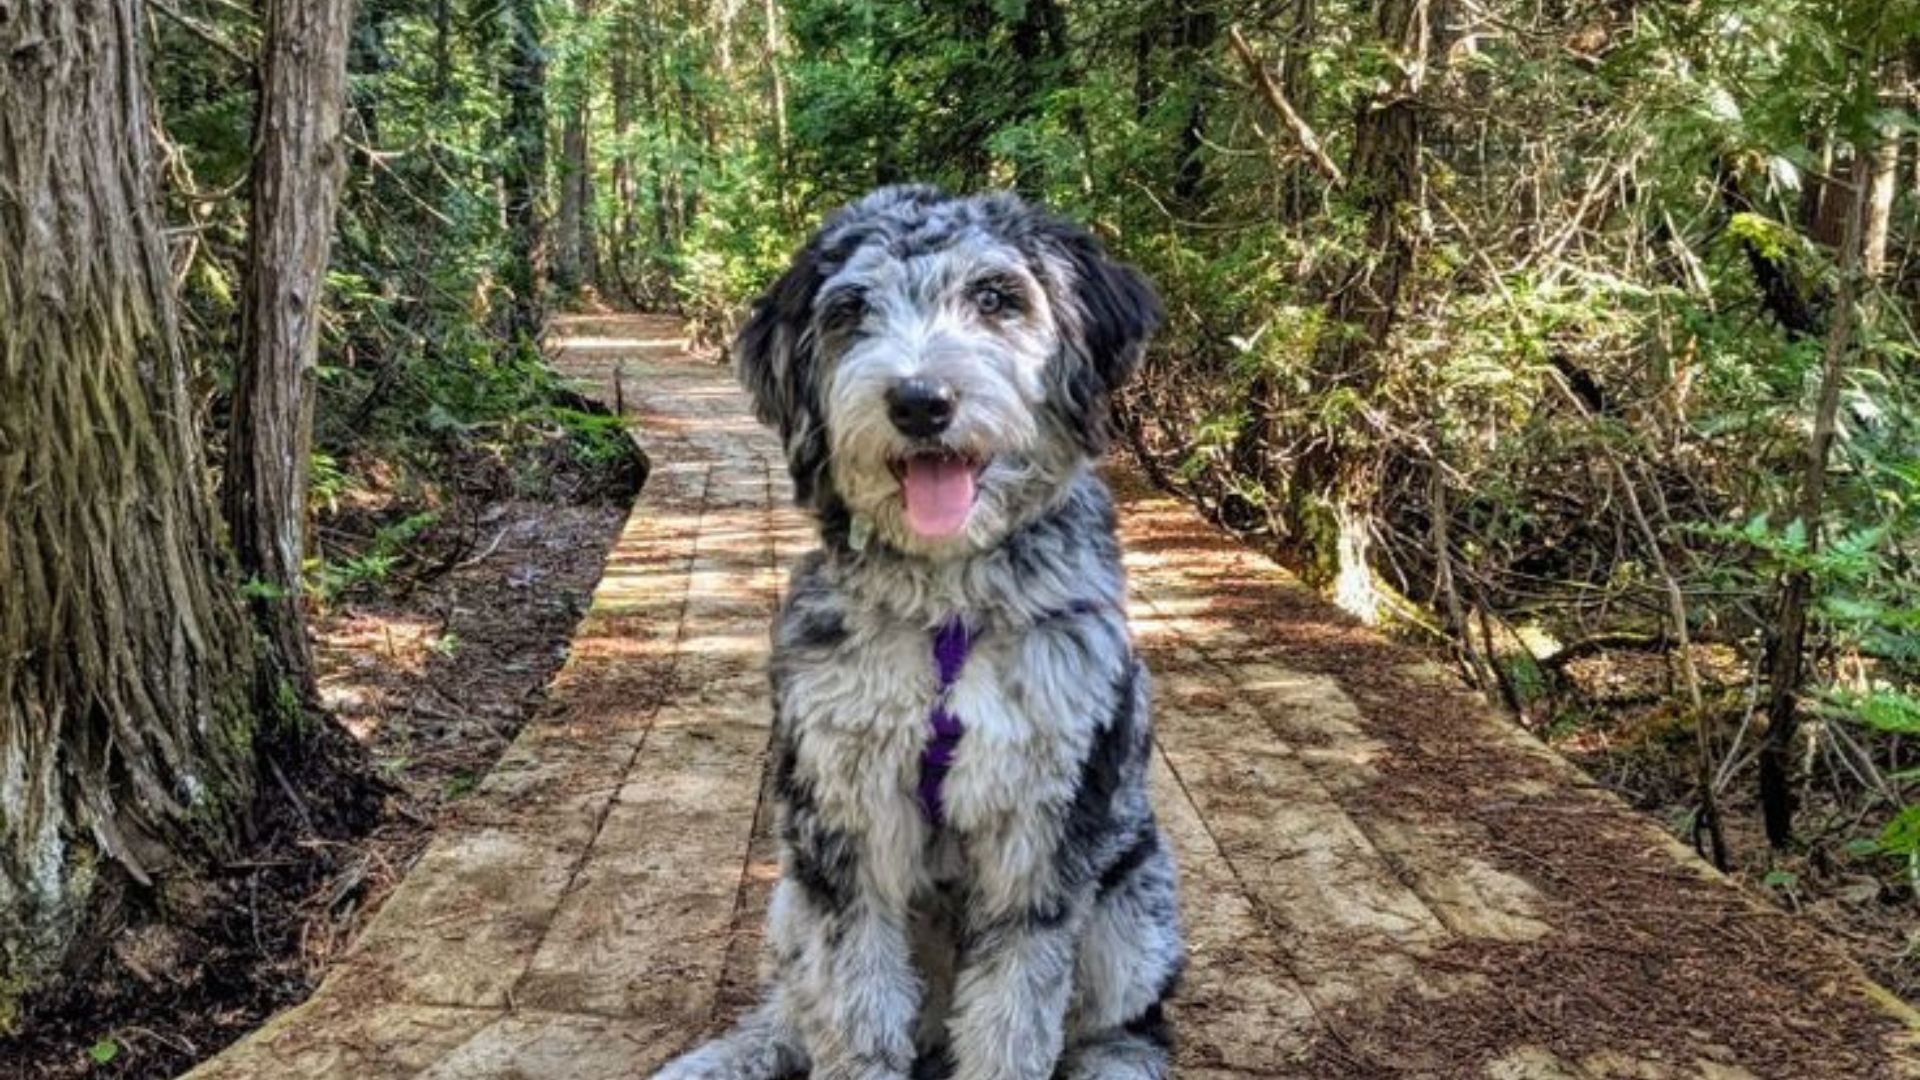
<box><xmin>802</xmin><ymin>887</ymin><xmax>921</xmax><ymax>1076</ymax></box>
<box><xmin>778</xmin><ymin>845</ymin><xmax>921</xmax><ymax>1080</ymax></box>
<box><xmin>945</xmin><ymin>895</ymin><xmax>1086</xmax><ymax>1080</ymax></box>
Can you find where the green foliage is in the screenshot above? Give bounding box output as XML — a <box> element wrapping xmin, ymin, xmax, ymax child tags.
<box><xmin>314</xmin><ymin>512</ymin><xmax>441</xmax><ymax>603</ymax></box>
<box><xmin>606</xmin><ymin>0</ymin><xmax>1920</xmax><ymax>882</ymax></box>
<box><xmin>141</xmin><ymin>0</ymin><xmax>1920</xmax><ymax>922</ymax></box>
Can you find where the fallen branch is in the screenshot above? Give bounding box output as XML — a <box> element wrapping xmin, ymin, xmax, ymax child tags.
<box><xmin>1538</xmin><ymin>630</ymin><xmax>1668</xmax><ymax>670</ymax></box>
<box><xmin>1227</xmin><ymin>26</ymin><xmax>1346</xmax><ymax>190</ymax></box>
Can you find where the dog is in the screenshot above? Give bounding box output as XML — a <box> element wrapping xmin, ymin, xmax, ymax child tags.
<box><xmin>652</xmin><ymin>187</ymin><xmax>1183</xmax><ymax>1080</ymax></box>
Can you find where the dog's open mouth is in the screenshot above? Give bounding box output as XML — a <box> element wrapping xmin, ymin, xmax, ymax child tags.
<box><xmin>890</xmin><ymin>451</ymin><xmax>986</xmax><ymax>539</ymax></box>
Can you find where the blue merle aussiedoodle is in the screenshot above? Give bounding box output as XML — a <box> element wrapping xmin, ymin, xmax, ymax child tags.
<box><xmin>651</xmin><ymin>187</ymin><xmax>1184</xmax><ymax>1080</ymax></box>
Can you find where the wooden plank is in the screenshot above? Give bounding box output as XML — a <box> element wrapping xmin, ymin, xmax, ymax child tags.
<box><xmin>416</xmin><ymin>1010</ymin><xmax>684</xmax><ymax>1080</ymax></box>
<box><xmin>1151</xmin><ymin>757</ymin><xmax>1323</xmax><ymax>1076</ymax></box>
<box><xmin>178</xmin><ymin>1000</ymin><xmax>493</xmax><ymax>1080</ymax></box>
<box><xmin>512</xmin><ymin>718</ymin><xmax>771</xmax><ymax>1020</ymax></box>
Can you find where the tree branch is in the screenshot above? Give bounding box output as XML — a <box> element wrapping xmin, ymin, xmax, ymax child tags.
<box><xmin>151</xmin><ymin>0</ymin><xmax>255</xmax><ymax>68</ymax></box>
<box><xmin>1227</xmin><ymin>25</ymin><xmax>1345</xmax><ymax>190</ymax></box>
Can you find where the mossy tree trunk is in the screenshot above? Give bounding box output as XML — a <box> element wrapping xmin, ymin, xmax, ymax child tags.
<box><xmin>225</xmin><ymin>0</ymin><xmax>359</xmax><ymax>704</ymax></box>
<box><xmin>0</xmin><ymin>0</ymin><xmax>267</xmax><ymax>1026</ymax></box>
<box><xmin>1230</xmin><ymin>0</ymin><xmax>1437</xmax><ymax>622</ymax></box>
<box><xmin>1306</xmin><ymin>0</ymin><xmax>1432</xmax><ymax>623</ymax></box>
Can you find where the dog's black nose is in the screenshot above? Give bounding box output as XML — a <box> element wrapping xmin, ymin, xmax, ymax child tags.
<box><xmin>886</xmin><ymin>377</ymin><xmax>957</xmax><ymax>438</ymax></box>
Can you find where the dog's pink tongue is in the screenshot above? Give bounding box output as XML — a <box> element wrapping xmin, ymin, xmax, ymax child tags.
<box><xmin>901</xmin><ymin>456</ymin><xmax>975</xmax><ymax>539</ymax></box>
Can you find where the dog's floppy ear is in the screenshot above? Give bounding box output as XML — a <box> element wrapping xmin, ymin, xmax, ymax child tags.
<box><xmin>1029</xmin><ymin>214</ymin><xmax>1162</xmax><ymax>454</ymax></box>
<box><xmin>733</xmin><ymin>244</ymin><xmax>825</xmax><ymax>432</ymax></box>
<box><xmin>1043</xmin><ymin>219</ymin><xmax>1162</xmax><ymax>395</ymax></box>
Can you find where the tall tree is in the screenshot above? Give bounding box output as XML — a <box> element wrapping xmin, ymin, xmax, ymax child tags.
<box><xmin>500</xmin><ymin>0</ymin><xmax>551</xmax><ymax>340</ymax></box>
<box><xmin>1308</xmin><ymin>0</ymin><xmax>1437</xmax><ymax>622</ymax></box>
<box><xmin>225</xmin><ymin>0</ymin><xmax>360</xmax><ymax>703</ymax></box>
<box><xmin>0</xmin><ymin>0</ymin><xmax>267</xmax><ymax>1022</ymax></box>
<box><xmin>556</xmin><ymin>0</ymin><xmax>599</xmax><ymax>297</ymax></box>
<box><xmin>608</xmin><ymin>2</ymin><xmax>642</xmax><ymax>296</ymax></box>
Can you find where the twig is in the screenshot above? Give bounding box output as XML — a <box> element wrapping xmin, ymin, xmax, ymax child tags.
<box><xmin>151</xmin><ymin>0</ymin><xmax>254</xmax><ymax>68</ymax></box>
<box><xmin>270</xmin><ymin>757</ymin><xmax>318</xmax><ymax>837</ymax></box>
<box><xmin>1227</xmin><ymin>26</ymin><xmax>1346</xmax><ymax>190</ymax></box>
<box><xmin>249</xmin><ymin>870</ymin><xmax>269</xmax><ymax>957</ymax></box>
<box><xmin>455</xmin><ymin>526</ymin><xmax>513</xmax><ymax>570</ymax></box>
<box><xmin>1547</xmin><ymin>368</ymin><xmax>1729</xmax><ymax>870</ymax></box>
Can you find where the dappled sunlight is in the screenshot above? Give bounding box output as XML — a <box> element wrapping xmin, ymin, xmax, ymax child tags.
<box><xmin>315</xmin><ymin>612</ymin><xmax>443</xmax><ymax>674</ymax></box>
<box><xmin>554</xmin><ymin>336</ymin><xmax>691</xmax><ymax>353</ymax></box>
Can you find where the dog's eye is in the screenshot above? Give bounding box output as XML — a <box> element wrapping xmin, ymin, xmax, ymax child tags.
<box><xmin>822</xmin><ymin>291</ymin><xmax>867</xmax><ymax>329</ymax></box>
<box><xmin>971</xmin><ymin>283</ymin><xmax>1015</xmax><ymax>316</ymax></box>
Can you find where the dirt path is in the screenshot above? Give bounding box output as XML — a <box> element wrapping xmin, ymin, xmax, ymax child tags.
<box><xmin>183</xmin><ymin>315</ymin><xmax>1918</xmax><ymax>1080</ymax></box>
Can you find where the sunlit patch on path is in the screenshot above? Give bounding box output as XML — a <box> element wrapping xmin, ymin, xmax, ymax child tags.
<box><xmin>185</xmin><ymin>316</ymin><xmax>1919</xmax><ymax>1080</ymax></box>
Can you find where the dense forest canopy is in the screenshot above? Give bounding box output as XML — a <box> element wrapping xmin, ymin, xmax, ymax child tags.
<box><xmin>4</xmin><ymin>0</ymin><xmax>1920</xmax><ymax>1069</ymax></box>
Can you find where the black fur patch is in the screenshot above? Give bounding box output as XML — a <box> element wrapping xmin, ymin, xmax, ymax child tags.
<box><xmin>1024</xmin><ymin>211</ymin><xmax>1163</xmax><ymax>453</ymax></box>
<box><xmin>1061</xmin><ymin>661</ymin><xmax>1144</xmax><ymax>886</ymax></box>
<box><xmin>1122</xmin><ymin>961</ymin><xmax>1185</xmax><ymax>1051</ymax></box>
<box><xmin>772</xmin><ymin>733</ymin><xmax>859</xmax><ymax>912</ymax></box>
<box><xmin>777</xmin><ymin>559</ymin><xmax>850</xmax><ymax>652</ymax></box>
<box><xmin>1096</xmin><ymin>829</ymin><xmax>1159</xmax><ymax>899</ymax></box>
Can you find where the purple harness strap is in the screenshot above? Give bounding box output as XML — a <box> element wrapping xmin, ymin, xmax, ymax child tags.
<box><xmin>918</xmin><ymin>618</ymin><xmax>973</xmax><ymax>825</ymax></box>
<box><xmin>915</xmin><ymin>602</ymin><xmax>1106</xmax><ymax>825</ymax></box>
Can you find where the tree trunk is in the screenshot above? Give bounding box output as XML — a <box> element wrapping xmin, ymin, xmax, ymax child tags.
<box><xmin>225</xmin><ymin>0</ymin><xmax>359</xmax><ymax>706</ymax></box>
<box><xmin>764</xmin><ymin>0</ymin><xmax>791</xmax><ymax>214</ymax></box>
<box><xmin>1172</xmin><ymin>6</ymin><xmax>1218</xmax><ymax>207</ymax></box>
<box><xmin>1281</xmin><ymin>0</ymin><xmax>1320</xmax><ymax>222</ymax></box>
<box><xmin>609</xmin><ymin>2</ymin><xmax>640</xmax><ymax>298</ymax></box>
<box><xmin>1758</xmin><ymin>151</ymin><xmax>1871</xmax><ymax>849</ymax></box>
<box><xmin>500</xmin><ymin>0</ymin><xmax>550</xmax><ymax>342</ymax></box>
<box><xmin>0</xmin><ymin>0</ymin><xmax>266</xmax><ymax>1023</ymax></box>
<box><xmin>433</xmin><ymin>0</ymin><xmax>455</xmax><ymax>104</ymax></box>
<box><xmin>1315</xmin><ymin>0</ymin><xmax>1431</xmax><ymax>622</ymax></box>
<box><xmin>555</xmin><ymin>0</ymin><xmax>596</xmax><ymax>298</ymax></box>
<box><xmin>1232</xmin><ymin>0</ymin><xmax>1436</xmax><ymax>621</ymax></box>
<box><xmin>1863</xmin><ymin>58</ymin><xmax>1904</xmax><ymax>281</ymax></box>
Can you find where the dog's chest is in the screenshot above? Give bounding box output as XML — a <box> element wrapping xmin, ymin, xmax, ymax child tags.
<box><xmin>780</xmin><ymin>619</ymin><xmax>1097</xmax><ymax>843</ymax></box>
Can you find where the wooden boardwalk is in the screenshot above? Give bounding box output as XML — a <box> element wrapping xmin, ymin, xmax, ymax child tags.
<box><xmin>186</xmin><ymin>316</ymin><xmax>1917</xmax><ymax>1080</ymax></box>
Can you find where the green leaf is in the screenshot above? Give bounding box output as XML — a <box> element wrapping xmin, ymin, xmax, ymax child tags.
<box><xmin>1850</xmin><ymin>691</ymin><xmax>1920</xmax><ymax>735</ymax></box>
<box><xmin>88</xmin><ymin>1039</ymin><xmax>120</xmax><ymax>1065</ymax></box>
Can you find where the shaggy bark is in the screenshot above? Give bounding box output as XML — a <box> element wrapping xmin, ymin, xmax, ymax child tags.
<box><xmin>1863</xmin><ymin>58</ymin><xmax>1904</xmax><ymax>282</ymax></box>
<box><xmin>608</xmin><ymin>4</ymin><xmax>641</xmax><ymax>298</ymax></box>
<box><xmin>0</xmin><ymin>0</ymin><xmax>265</xmax><ymax>1025</ymax></box>
<box><xmin>226</xmin><ymin>0</ymin><xmax>359</xmax><ymax>704</ymax></box>
<box><xmin>764</xmin><ymin>0</ymin><xmax>791</xmax><ymax>211</ymax></box>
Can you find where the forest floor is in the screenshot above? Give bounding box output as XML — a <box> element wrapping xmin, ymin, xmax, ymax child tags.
<box><xmin>177</xmin><ymin>314</ymin><xmax>1918</xmax><ymax>1080</ymax></box>
<box><xmin>1550</xmin><ymin>655</ymin><xmax>1920</xmax><ymax>1009</ymax></box>
<box><xmin>2</xmin><ymin>384</ymin><xmax>639</xmax><ymax>1078</ymax></box>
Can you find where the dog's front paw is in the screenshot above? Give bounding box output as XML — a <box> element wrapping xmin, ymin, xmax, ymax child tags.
<box><xmin>646</xmin><ymin>1020</ymin><xmax>804</xmax><ymax>1080</ymax></box>
<box><xmin>647</xmin><ymin>1044</ymin><xmax>729</xmax><ymax>1080</ymax></box>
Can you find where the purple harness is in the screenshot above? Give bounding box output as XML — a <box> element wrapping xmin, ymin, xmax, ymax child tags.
<box><xmin>915</xmin><ymin>603</ymin><xmax>1105</xmax><ymax>825</ymax></box>
<box><xmin>918</xmin><ymin>618</ymin><xmax>973</xmax><ymax>825</ymax></box>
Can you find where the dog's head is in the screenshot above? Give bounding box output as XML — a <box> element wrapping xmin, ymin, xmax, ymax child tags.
<box><xmin>734</xmin><ymin>186</ymin><xmax>1161</xmax><ymax>558</ymax></box>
